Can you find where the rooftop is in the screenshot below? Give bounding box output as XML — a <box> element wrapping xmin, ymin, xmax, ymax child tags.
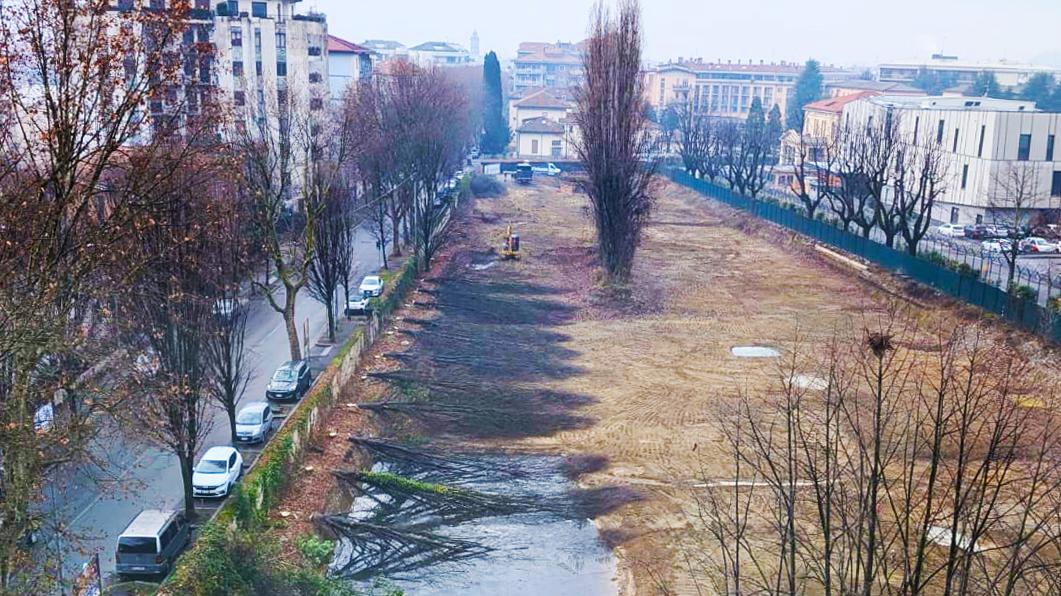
<box><xmin>865</xmin><ymin>95</ymin><xmax>1039</xmax><ymax>112</ymax></box>
<box><xmin>804</xmin><ymin>91</ymin><xmax>879</xmax><ymax>113</ymax></box>
<box><xmin>327</xmin><ymin>35</ymin><xmax>372</xmax><ymax>55</ymax></box>
<box><xmin>513</xmin><ymin>89</ymin><xmax>573</xmax><ymax>110</ymax></box>
<box><xmin>517</xmin><ymin>117</ymin><xmax>566</xmax><ymax>134</ymax></box>
<box><xmin>655</xmin><ymin>59</ymin><xmax>848</xmax><ymax>75</ymax></box>
<box><xmin>515</xmin><ymin>40</ymin><xmax>585</xmax><ymax>64</ymax></box>
<box><xmin>826</xmin><ymin>79</ymin><xmax>925</xmax><ymax>95</ymax></box>
<box><xmin>362</xmin><ymin>39</ymin><xmax>405</xmax><ymax>51</ymax></box>
<box><xmin>410</xmin><ymin>41</ymin><xmax>467</xmax><ymax>53</ymax></box>
<box><xmin>121</xmin><ymin>510</ymin><xmax>176</xmax><ymax>537</ymax></box>
<box><xmin>880</xmin><ymin>56</ymin><xmax>1060</xmax><ymax>74</ymax></box>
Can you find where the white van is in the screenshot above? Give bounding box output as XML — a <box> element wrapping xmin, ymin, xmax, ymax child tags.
<box><xmin>115</xmin><ymin>509</ymin><xmax>190</xmax><ymax>577</ymax></box>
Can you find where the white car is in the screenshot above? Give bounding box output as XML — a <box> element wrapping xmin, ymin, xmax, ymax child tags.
<box><xmin>234</xmin><ymin>402</ymin><xmax>273</xmax><ymax>444</ymax></box>
<box><xmin>1020</xmin><ymin>237</ymin><xmax>1061</xmax><ymax>254</ymax></box>
<box><xmin>345</xmin><ymin>294</ymin><xmax>371</xmax><ymax>316</ymax></box>
<box><xmin>359</xmin><ymin>275</ymin><xmax>384</xmax><ymax>297</ymax></box>
<box><xmin>981</xmin><ymin>239</ymin><xmax>1013</xmax><ymax>253</ymax></box>
<box><xmin>192</xmin><ymin>446</ymin><xmax>243</xmax><ymax>498</ymax></box>
<box><xmin>532</xmin><ymin>163</ymin><xmax>562</xmax><ymax>176</ymax></box>
<box><xmin>937</xmin><ymin>223</ymin><xmax>966</xmax><ymax>238</ymax></box>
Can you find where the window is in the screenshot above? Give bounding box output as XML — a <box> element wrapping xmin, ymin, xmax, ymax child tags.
<box><xmin>531</xmin><ymin>139</ymin><xmax>539</xmax><ymax>154</ymax></box>
<box><xmin>1052</xmin><ymin>171</ymin><xmax>1061</xmax><ymax>197</ymax></box>
<box><xmin>159</xmin><ymin>522</ymin><xmax>177</xmax><ymax>550</ymax></box>
<box><xmin>226</xmin><ymin>0</ymin><xmax>237</xmax><ymax>16</ymax></box>
<box><xmin>977</xmin><ymin>125</ymin><xmax>986</xmax><ymax>157</ymax></box>
<box><xmin>277</xmin><ymin>89</ymin><xmax>287</xmax><ymax>104</ymax></box>
<box><xmin>232</xmin><ymin>61</ymin><xmax>243</xmax><ymax>77</ymax></box>
<box><xmin>234</xmin><ymin>90</ymin><xmax>245</xmax><ymax>106</ymax></box>
<box><xmin>276</xmin><ymin>32</ymin><xmax>286</xmax><ymax>48</ymax></box>
<box><xmin>952</xmin><ymin>128</ymin><xmax>959</xmax><ymax>152</ymax></box>
<box><xmin>309</xmin><ymin>72</ymin><xmax>321</xmax><ymax>83</ymax></box>
<box><xmin>276</xmin><ymin>61</ymin><xmax>287</xmax><ymax>77</ymax></box>
<box><xmin>551</xmin><ymin>140</ymin><xmax>562</xmax><ymax>157</ymax></box>
<box><xmin>310</xmin><ymin>98</ymin><xmax>323</xmax><ymax>110</ymax></box>
<box><xmin>950</xmin><ymin>207</ymin><xmax>959</xmax><ymax>224</ymax></box>
<box><xmin>228</xmin><ymin>453</ymin><xmax>237</xmax><ymax>468</ymax></box>
<box><xmin>1047</xmin><ymin>134</ymin><xmax>1055</xmax><ymax>161</ymax></box>
<box><xmin>975</xmin><ymin>214</ymin><xmax>983</xmax><ymax>225</ymax></box>
<box><xmin>230</xmin><ymin>28</ymin><xmax>242</xmax><ymax>47</ymax></box>
<box><xmin>961</xmin><ymin>164</ymin><xmax>969</xmax><ymax>189</ymax></box>
<box><xmin>308</xmin><ymin>46</ymin><xmax>322</xmax><ymax>57</ymax></box>
<box><xmin>912</xmin><ymin>116</ymin><xmax>919</xmax><ymax>142</ymax></box>
<box><xmin>251</xmin><ymin>1</ymin><xmax>267</xmax><ymax>17</ymax></box>
<box><xmin>255</xmin><ymin>61</ymin><xmax>262</xmax><ymax>76</ymax></box>
<box><xmin>936</xmin><ymin>119</ymin><xmax>945</xmax><ymax>143</ymax></box>
<box><xmin>1018</xmin><ymin>133</ymin><xmax>1031</xmax><ymax>161</ymax></box>
<box><xmin>254</xmin><ymin>29</ymin><xmax>262</xmax><ymax>52</ymax></box>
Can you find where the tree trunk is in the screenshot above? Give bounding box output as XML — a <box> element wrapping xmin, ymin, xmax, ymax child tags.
<box><xmin>227</xmin><ymin>402</ymin><xmax>237</xmax><ymax>444</ymax></box>
<box><xmin>326</xmin><ymin>298</ymin><xmax>336</xmax><ymax>343</ymax></box>
<box><xmin>178</xmin><ymin>453</ymin><xmax>195</xmax><ymax>519</ymax></box>
<box><xmin>390</xmin><ymin>214</ymin><xmax>402</xmax><ymax>257</ymax></box>
<box><xmin>284</xmin><ymin>286</ymin><xmax>301</xmax><ymax>361</ymax></box>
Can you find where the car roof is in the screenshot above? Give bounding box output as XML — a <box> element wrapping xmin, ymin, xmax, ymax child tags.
<box><xmin>201</xmin><ymin>446</ymin><xmax>237</xmax><ymax>460</ymax></box>
<box><xmin>278</xmin><ymin>360</ymin><xmax>303</xmax><ymax>371</ymax></box>
<box><xmin>362</xmin><ymin>275</ymin><xmax>381</xmax><ymax>282</ymax></box>
<box><xmin>121</xmin><ymin>509</ymin><xmax>177</xmax><ymax>537</ymax></box>
<box><xmin>238</xmin><ymin>402</ymin><xmax>270</xmax><ymax>415</ymax></box>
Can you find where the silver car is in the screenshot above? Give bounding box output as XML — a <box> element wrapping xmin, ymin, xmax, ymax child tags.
<box><xmin>235</xmin><ymin>402</ymin><xmax>273</xmax><ymax>444</ymax></box>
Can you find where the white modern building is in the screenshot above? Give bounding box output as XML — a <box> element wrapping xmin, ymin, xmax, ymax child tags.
<box><xmin>512</xmin><ymin>41</ymin><xmax>585</xmax><ymax>97</ymax></box>
<box><xmin>842</xmin><ymin>95</ymin><xmax>1061</xmax><ymax>225</ymax></box>
<box><xmin>327</xmin><ymin>34</ymin><xmax>373</xmax><ymax>99</ymax></box>
<box><xmin>407</xmin><ymin>41</ymin><xmax>474</xmax><ymax>68</ymax></box>
<box><xmin>878</xmin><ymin>55</ymin><xmax>1060</xmax><ymax>92</ymax></box>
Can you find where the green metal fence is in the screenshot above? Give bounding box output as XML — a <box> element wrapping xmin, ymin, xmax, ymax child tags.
<box><xmin>667</xmin><ymin>168</ymin><xmax>1061</xmax><ymax>344</ymax></box>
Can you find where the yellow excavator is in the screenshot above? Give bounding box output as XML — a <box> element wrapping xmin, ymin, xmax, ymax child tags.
<box><xmin>500</xmin><ymin>225</ymin><xmax>521</xmax><ymax>260</ymax></box>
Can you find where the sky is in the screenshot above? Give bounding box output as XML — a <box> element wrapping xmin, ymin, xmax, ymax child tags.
<box><xmin>304</xmin><ymin>0</ymin><xmax>1061</xmax><ymax>69</ymax></box>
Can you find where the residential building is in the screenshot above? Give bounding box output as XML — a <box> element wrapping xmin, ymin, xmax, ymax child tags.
<box><xmin>509</xmin><ymin>88</ymin><xmax>578</xmax><ymax>159</ymax></box>
<box><xmin>512</xmin><ymin>41</ymin><xmax>585</xmax><ymax>97</ymax></box>
<box><xmin>644</xmin><ymin>59</ymin><xmax>853</xmax><ymax>119</ymax></box>
<box><xmin>327</xmin><ymin>35</ymin><xmax>373</xmax><ymax>99</ymax></box>
<box><xmin>841</xmin><ymin>95</ymin><xmax>1061</xmax><ymax>225</ymax></box>
<box><xmin>211</xmin><ymin>1</ymin><xmax>328</xmax><ymax>118</ymax></box>
<box><xmin>362</xmin><ymin>39</ymin><xmax>407</xmax><ymax>70</ymax></box>
<box><xmin>878</xmin><ymin>55</ymin><xmax>1060</xmax><ymax>92</ymax></box>
<box><xmin>825</xmin><ymin>79</ymin><xmax>925</xmax><ymax>98</ymax></box>
<box><xmin>408</xmin><ymin>41</ymin><xmax>473</xmax><ymax>68</ymax></box>
<box><xmin>779</xmin><ymin>91</ymin><xmax>879</xmax><ymax>166</ymax></box>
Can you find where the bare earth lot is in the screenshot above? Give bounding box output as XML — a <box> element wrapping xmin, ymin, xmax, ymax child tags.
<box><xmin>274</xmin><ymin>177</ymin><xmax>1061</xmax><ymax>594</ymax></box>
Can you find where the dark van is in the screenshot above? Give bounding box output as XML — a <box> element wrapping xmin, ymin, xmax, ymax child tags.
<box><xmin>115</xmin><ymin>509</ymin><xmax>190</xmax><ymax>577</ymax></box>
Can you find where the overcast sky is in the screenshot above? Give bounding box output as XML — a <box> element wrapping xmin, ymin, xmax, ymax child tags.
<box><xmin>304</xmin><ymin>0</ymin><xmax>1061</xmax><ymax>68</ymax></box>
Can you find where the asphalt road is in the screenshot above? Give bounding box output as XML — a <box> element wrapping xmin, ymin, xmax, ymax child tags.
<box><xmin>38</xmin><ymin>225</ymin><xmax>384</xmax><ymax>586</ymax></box>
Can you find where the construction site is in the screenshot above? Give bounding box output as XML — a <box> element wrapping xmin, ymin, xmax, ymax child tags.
<box><xmin>273</xmin><ymin>175</ymin><xmax>1061</xmax><ymax>595</ymax></box>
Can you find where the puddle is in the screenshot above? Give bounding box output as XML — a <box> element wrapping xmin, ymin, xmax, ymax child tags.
<box><xmin>731</xmin><ymin>346</ymin><xmax>781</xmax><ymax>358</ymax></box>
<box><xmin>332</xmin><ymin>455</ymin><xmax>617</xmax><ymax>596</ymax></box>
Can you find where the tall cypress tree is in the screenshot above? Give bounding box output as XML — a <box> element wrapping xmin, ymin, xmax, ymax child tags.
<box><xmin>480</xmin><ymin>51</ymin><xmax>509</xmax><ymax>155</ymax></box>
<box><xmin>786</xmin><ymin>59</ymin><xmax>823</xmax><ymax>132</ymax></box>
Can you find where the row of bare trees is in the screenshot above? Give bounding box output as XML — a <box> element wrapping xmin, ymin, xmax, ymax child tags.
<box><xmin>677</xmin><ymin>98</ymin><xmax>783</xmax><ymax>200</ymax></box>
<box><xmin>690</xmin><ymin>315</ymin><xmax>1061</xmax><ymax>595</ymax></box>
<box><xmin>0</xmin><ymin>1</ymin><xmax>473</xmax><ymax>589</ymax></box>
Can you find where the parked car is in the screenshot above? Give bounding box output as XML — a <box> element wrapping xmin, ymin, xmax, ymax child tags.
<box><xmin>1020</xmin><ymin>237</ymin><xmax>1061</xmax><ymax>254</ymax></box>
<box><xmin>981</xmin><ymin>239</ymin><xmax>1013</xmax><ymax>253</ymax></box>
<box><xmin>235</xmin><ymin>402</ymin><xmax>273</xmax><ymax>444</ymax></box>
<box><xmin>1032</xmin><ymin>224</ymin><xmax>1061</xmax><ymax>240</ymax></box>
<box><xmin>937</xmin><ymin>223</ymin><xmax>966</xmax><ymax>238</ymax></box>
<box><xmin>986</xmin><ymin>224</ymin><xmax>1015</xmax><ymax>238</ymax></box>
<box><xmin>532</xmin><ymin>162</ymin><xmax>562</xmax><ymax>176</ymax></box>
<box><xmin>359</xmin><ymin>275</ymin><xmax>384</xmax><ymax>297</ymax></box>
<box><xmin>345</xmin><ymin>293</ymin><xmax>372</xmax><ymax>316</ymax></box>
<box><xmin>192</xmin><ymin>446</ymin><xmax>243</xmax><ymax>498</ymax></box>
<box><xmin>115</xmin><ymin>509</ymin><xmax>190</xmax><ymax>577</ymax></box>
<box><xmin>964</xmin><ymin>225</ymin><xmax>993</xmax><ymax>240</ymax></box>
<box><xmin>266</xmin><ymin>360</ymin><xmax>312</xmax><ymax>401</ymax></box>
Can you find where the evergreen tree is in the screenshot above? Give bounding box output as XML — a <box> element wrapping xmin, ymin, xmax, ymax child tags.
<box><xmin>480</xmin><ymin>51</ymin><xmax>510</xmax><ymax>155</ymax></box>
<box><xmin>748</xmin><ymin>96</ymin><xmax>765</xmax><ymax>136</ymax></box>
<box><xmin>785</xmin><ymin>59</ymin><xmax>823</xmax><ymax>132</ymax></box>
<box><xmin>912</xmin><ymin>70</ymin><xmax>954</xmax><ymax>95</ymax></box>
<box><xmin>969</xmin><ymin>71</ymin><xmax>1003</xmax><ymax>98</ymax></box>
<box><xmin>1020</xmin><ymin>72</ymin><xmax>1056</xmax><ymax>108</ymax></box>
<box><xmin>767</xmin><ymin>103</ymin><xmax>783</xmax><ymax>142</ymax></box>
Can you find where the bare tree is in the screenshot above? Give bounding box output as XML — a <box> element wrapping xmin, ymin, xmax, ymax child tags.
<box><xmin>791</xmin><ymin>132</ymin><xmax>830</xmax><ymax>219</ymax></box>
<box><xmin>573</xmin><ymin>0</ymin><xmax>657</xmax><ymax>285</ymax></box>
<box><xmin>894</xmin><ymin>139</ymin><xmax>949</xmax><ymax>255</ymax></box>
<box><xmin>0</xmin><ymin>0</ymin><xmax>193</xmax><ymax>586</ymax></box>
<box><xmin>991</xmin><ymin>163</ymin><xmax>1045</xmax><ymax>294</ymax></box>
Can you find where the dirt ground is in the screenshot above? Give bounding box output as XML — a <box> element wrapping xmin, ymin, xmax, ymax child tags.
<box><xmin>273</xmin><ymin>176</ymin><xmax>1061</xmax><ymax>594</ymax></box>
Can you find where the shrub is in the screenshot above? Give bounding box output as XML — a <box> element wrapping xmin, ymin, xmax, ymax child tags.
<box><xmin>921</xmin><ymin>251</ymin><xmax>950</xmax><ymax>268</ymax></box>
<box><xmin>297</xmin><ymin>534</ymin><xmax>336</xmax><ymax>568</ymax></box>
<box><xmin>1049</xmin><ymin>296</ymin><xmax>1061</xmax><ymax>312</ymax></box>
<box><xmin>954</xmin><ymin>262</ymin><xmax>979</xmax><ymax>279</ymax></box>
<box><xmin>1008</xmin><ymin>283</ymin><xmax>1037</xmax><ymax>302</ymax></box>
<box><xmin>469</xmin><ymin>174</ymin><xmax>506</xmax><ymax>198</ymax></box>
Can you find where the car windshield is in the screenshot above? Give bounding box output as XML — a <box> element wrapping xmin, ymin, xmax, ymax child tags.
<box><xmin>237</xmin><ymin>409</ymin><xmax>262</xmax><ymax>424</ymax></box>
<box><xmin>195</xmin><ymin>459</ymin><xmax>227</xmax><ymax>473</ymax></box>
<box><xmin>363</xmin><ymin>278</ymin><xmax>380</xmax><ymax>286</ymax></box>
<box><xmin>272</xmin><ymin>369</ymin><xmax>296</xmax><ymax>382</ymax></box>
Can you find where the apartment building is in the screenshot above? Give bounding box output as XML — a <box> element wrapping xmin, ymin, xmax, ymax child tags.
<box><xmin>509</xmin><ymin>89</ymin><xmax>578</xmax><ymax>159</ymax></box>
<box><xmin>512</xmin><ymin>41</ymin><xmax>585</xmax><ymax>97</ymax></box>
<box><xmin>644</xmin><ymin>59</ymin><xmax>852</xmax><ymax>119</ymax></box>
<box><xmin>407</xmin><ymin>41</ymin><xmax>474</xmax><ymax>68</ymax></box>
<box><xmin>327</xmin><ymin>35</ymin><xmax>373</xmax><ymax>99</ymax></box>
<box><xmin>878</xmin><ymin>55</ymin><xmax>1060</xmax><ymax>91</ymax></box>
<box><xmin>211</xmin><ymin>0</ymin><xmax>328</xmax><ymax>119</ymax></box>
<box><xmin>825</xmin><ymin>79</ymin><xmax>925</xmax><ymax>98</ymax></box>
<box><xmin>842</xmin><ymin>95</ymin><xmax>1061</xmax><ymax>225</ymax></box>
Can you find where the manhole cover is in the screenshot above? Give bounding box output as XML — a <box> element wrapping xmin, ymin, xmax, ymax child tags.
<box><xmin>731</xmin><ymin>346</ymin><xmax>781</xmax><ymax>358</ymax></box>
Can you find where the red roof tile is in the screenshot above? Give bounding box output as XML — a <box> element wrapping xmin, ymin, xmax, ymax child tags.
<box><xmin>803</xmin><ymin>91</ymin><xmax>879</xmax><ymax>113</ymax></box>
<box><xmin>327</xmin><ymin>35</ymin><xmax>371</xmax><ymax>54</ymax></box>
